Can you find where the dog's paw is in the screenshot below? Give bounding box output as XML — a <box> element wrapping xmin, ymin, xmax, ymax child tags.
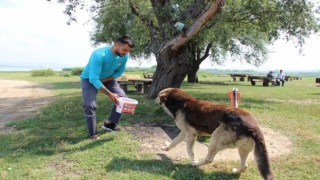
<box><xmin>232</xmin><ymin>168</ymin><xmax>239</xmax><ymax>173</ymax></box>
<box><xmin>160</xmin><ymin>141</ymin><xmax>170</xmax><ymax>151</ymax></box>
<box><xmin>160</xmin><ymin>146</ymin><xmax>169</xmax><ymax>151</ymax></box>
<box><xmin>232</xmin><ymin>166</ymin><xmax>246</xmax><ymax>173</ymax></box>
<box><xmin>190</xmin><ymin>160</ymin><xmax>200</xmax><ymax>166</ymax></box>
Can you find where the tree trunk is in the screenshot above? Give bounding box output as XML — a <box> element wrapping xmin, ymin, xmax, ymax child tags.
<box><xmin>187</xmin><ymin>64</ymin><xmax>199</xmax><ymax>83</ymax></box>
<box><xmin>187</xmin><ymin>42</ymin><xmax>213</xmax><ymax>83</ymax></box>
<box><xmin>147</xmin><ymin>46</ymin><xmax>190</xmax><ymax>98</ymax></box>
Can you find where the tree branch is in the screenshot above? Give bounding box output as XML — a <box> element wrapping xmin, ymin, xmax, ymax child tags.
<box><xmin>196</xmin><ymin>47</ymin><xmax>201</xmax><ymax>61</ymax></box>
<box><xmin>129</xmin><ymin>0</ymin><xmax>160</xmax><ymax>53</ymax></box>
<box><xmin>160</xmin><ymin>0</ymin><xmax>225</xmax><ymax>54</ymax></box>
<box><xmin>180</xmin><ymin>0</ymin><xmax>206</xmax><ymax>21</ymax></box>
<box><xmin>199</xmin><ymin>42</ymin><xmax>213</xmax><ymax>62</ymax></box>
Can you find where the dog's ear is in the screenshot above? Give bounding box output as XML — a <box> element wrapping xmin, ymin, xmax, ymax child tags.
<box><xmin>160</xmin><ymin>95</ymin><xmax>167</xmax><ymax>103</ymax></box>
<box><xmin>158</xmin><ymin>88</ymin><xmax>175</xmax><ymax>100</ymax></box>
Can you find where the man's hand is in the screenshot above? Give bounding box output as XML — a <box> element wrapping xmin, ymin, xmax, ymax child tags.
<box><xmin>98</xmin><ymin>86</ymin><xmax>119</xmax><ymax>103</ymax></box>
<box><xmin>106</xmin><ymin>92</ymin><xmax>119</xmax><ymax>103</ymax></box>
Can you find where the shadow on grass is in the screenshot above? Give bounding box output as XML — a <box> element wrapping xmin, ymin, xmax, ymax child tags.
<box><xmin>52</xmin><ymin>81</ymin><xmax>81</xmax><ymax>89</ymax></box>
<box><xmin>105</xmin><ymin>157</ymin><xmax>240</xmax><ymax>179</ymax></box>
<box><xmin>0</xmin><ymin>123</ymin><xmax>115</xmax><ymax>158</ymax></box>
<box><xmin>183</xmin><ymin>80</ymin><xmax>280</xmax><ymax>89</ymax></box>
<box><xmin>310</xmin><ymin>92</ymin><xmax>320</xmax><ymax>96</ymax></box>
<box><xmin>183</xmin><ymin>91</ymin><xmax>276</xmax><ymax>109</ymax></box>
<box><xmin>0</xmin><ymin>94</ymin><xmax>114</xmax><ymax>158</ymax></box>
<box><xmin>183</xmin><ymin>80</ymin><xmax>254</xmax><ymax>87</ymax></box>
<box><xmin>19</xmin><ymin>81</ymin><xmax>82</xmax><ymax>98</ymax></box>
<box><xmin>19</xmin><ymin>81</ymin><xmax>81</xmax><ymax>90</ymax></box>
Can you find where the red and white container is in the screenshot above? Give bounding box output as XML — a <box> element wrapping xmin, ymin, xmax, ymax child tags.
<box><xmin>116</xmin><ymin>97</ymin><xmax>139</xmax><ymax>114</ymax></box>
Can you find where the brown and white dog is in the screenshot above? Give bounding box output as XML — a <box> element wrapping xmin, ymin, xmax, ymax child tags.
<box><xmin>156</xmin><ymin>88</ymin><xmax>274</xmax><ymax>180</ymax></box>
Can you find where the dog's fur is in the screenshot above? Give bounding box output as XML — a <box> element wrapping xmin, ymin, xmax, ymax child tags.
<box><xmin>156</xmin><ymin>88</ymin><xmax>274</xmax><ymax>180</ymax></box>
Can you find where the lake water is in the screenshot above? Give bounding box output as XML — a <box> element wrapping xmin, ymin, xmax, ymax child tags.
<box><xmin>0</xmin><ymin>65</ymin><xmax>62</xmax><ymax>72</ymax></box>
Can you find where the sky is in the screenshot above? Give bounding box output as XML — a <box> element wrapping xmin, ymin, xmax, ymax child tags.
<box><xmin>0</xmin><ymin>0</ymin><xmax>319</xmax><ymax>72</ymax></box>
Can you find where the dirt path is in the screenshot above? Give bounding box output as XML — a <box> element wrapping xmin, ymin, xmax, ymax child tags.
<box><xmin>0</xmin><ymin>79</ymin><xmax>53</xmax><ymax>133</ymax></box>
<box><xmin>123</xmin><ymin>123</ymin><xmax>292</xmax><ymax>162</ymax></box>
<box><xmin>0</xmin><ymin>79</ymin><xmax>292</xmax><ymax>161</ymax></box>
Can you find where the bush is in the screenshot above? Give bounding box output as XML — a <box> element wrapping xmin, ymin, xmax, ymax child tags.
<box><xmin>71</xmin><ymin>67</ymin><xmax>83</xmax><ymax>76</ymax></box>
<box><xmin>31</xmin><ymin>69</ymin><xmax>55</xmax><ymax>77</ymax></box>
<box><xmin>62</xmin><ymin>73</ymin><xmax>71</xmax><ymax>77</ymax></box>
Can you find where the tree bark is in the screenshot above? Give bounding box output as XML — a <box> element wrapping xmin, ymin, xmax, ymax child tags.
<box><xmin>187</xmin><ymin>43</ymin><xmax>199</xmax><ymax>83</ymax></box>
<box><xmin>187</xmin><ymin>42</ymin><xmax>213</xmax><ymax>83</ymax></box>
<box><xmin>147</xmin><ymin>46</ymin><xmax>191</xmax><ymax>98</ymax></box>
<box><xmin>187</xmin><ymin>63</ymin><xmax>200</xmax><ymax>83</ymax></box>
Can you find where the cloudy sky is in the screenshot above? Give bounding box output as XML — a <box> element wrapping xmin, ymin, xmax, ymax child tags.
<box><xmin>0</xmin><ymin>0</ymin><xmax>319</xmax><ymax>71</ymax></box>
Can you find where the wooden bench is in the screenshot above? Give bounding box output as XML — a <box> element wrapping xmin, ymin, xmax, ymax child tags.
<box><xmin>316</xmin><ymin>78</ymin><xmax>320</xmax><ymax>87</ymax></box>
<box><xmin>248</xmin><ymin>75</ymin><xmax>276</xmax><ymax>86</ymax></box>
<box><xmin>285</xmin><ymin>75</ymin><xmax>302</xmax><ymax>81</ymax></box>
<box><xmin>229</xmin><ymin>74</ymin><xmax>250</xmax><ymax>82</ymax></box>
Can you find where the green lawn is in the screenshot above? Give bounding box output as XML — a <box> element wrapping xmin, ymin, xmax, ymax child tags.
<box><xmin>0</xmin><ymin>71</ymin><xmax>319</xmax><ymax>179</ymax></box>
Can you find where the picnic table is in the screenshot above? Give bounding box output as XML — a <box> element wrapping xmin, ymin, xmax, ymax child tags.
<box><xmin>143</xmin><ymin>73</ymin><xmax>154</xmax><ymax>79</ymax></box>
<box><xmin>247</xmin><ymin>75</ymin><xmax>276</xmax><ymax>86</ymax></box>
<box><xmin>128</xmin><ymin>79</ymin><xmax>153</xmax><ymax>94</ymax></box>
<box><xmin>229</xmin><ymin>74</ymin><xmax>251</xmax><ymax>82</ymax></box>
<box><xmin>316</xmin><ymin>78</ymin><xmax>320</xmax><ymax>87</ymax></box>
<box><xmin>116</xmin><ymin>74</ymin><xmax>153</xmax><ymax>94</ymax></box>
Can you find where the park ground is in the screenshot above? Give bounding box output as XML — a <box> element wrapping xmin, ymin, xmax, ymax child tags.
<box><xmin>0</xmin><ymin>71</ymin><xmax>319</xmax><ymax>179</ymax></box>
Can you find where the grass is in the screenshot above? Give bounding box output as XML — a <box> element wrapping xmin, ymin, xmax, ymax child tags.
<box><xmin>0</xmin><ymin>71</ymin><xmax>320</xmax><ymax>179</ymax></box>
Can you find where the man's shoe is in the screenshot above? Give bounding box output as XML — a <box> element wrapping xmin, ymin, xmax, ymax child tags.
<box><xmin>102</xmin><ymin>122</ymin><xmax>121</xmax><ymax>132</ymax></box>
<box><xmin>90</xmin><ymin>134</ymin><xmax>100</xmax><ymax>140</ymax></box>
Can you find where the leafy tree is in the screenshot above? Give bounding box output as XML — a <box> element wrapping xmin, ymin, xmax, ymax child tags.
<box><xmin>48</xmin><ymin>0</ymin><xmax>319</xmax><ymax>98</ymax></box>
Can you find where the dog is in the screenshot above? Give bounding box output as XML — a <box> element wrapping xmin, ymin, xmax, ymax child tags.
<box><xmin>156</xmin><ymin>88</ymin><xmax>274</xmax><ymax>180</ymax></box>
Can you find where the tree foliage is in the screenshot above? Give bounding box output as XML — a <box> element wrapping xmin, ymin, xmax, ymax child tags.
<box><xmin>48</xmin><ymin>0</ymin><xmax>319</xmax><ymax>67</ymax></box>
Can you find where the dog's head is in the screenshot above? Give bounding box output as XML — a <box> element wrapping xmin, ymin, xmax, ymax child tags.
<box><xmin>156</xmin><ymin>88</ymin><xmax>175</xmax><ymax>106</ymax></box>
<box><xmin>156</xmin><ymin>88</ymin><xmax>195</xmax><ymax>118</ymax></box>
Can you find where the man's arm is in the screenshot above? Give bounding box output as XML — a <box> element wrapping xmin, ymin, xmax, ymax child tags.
<box><xmin>99</xmin><ymin>76</ymin><xmax>119</xmax><ymax>102</ymax></box>
<box><xmin>98</xmin><ymin>85</ymin><xmax>119</xmax><ymax>102</ymax></box>
<box><xmin>88</xmin><ymin>51</ymin><xmax>104</xmax><ymax>89</ymax></box>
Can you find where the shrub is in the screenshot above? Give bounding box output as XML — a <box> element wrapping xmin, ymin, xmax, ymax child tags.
<box><xmin>71</xmin><ymin>67</ymin><xmax>83</xmax><ymax>76</ymax></box>
<box><xmin>31</xmin><ymin>68</ymin><xmax>55</xmax><ymax>77</ymax></box>
<box><xmin>62</xmin><ymin>73</ymin><xmax>71</xmax><ymax>77</ymax></box>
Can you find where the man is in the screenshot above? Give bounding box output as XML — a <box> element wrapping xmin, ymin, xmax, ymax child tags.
<box><xmin>267</xmin><ymin>71</ymin><xmax>277</xmax><ymax>86</ymax></box>
<box><xmin>276</xmin><ymin>69</ymin><xmax>285</xmax><ymax>86</ymax></box>
<box><xmin>267</xmin><ymin>71</ymin><xmax>274</xmax><ymax>80</ymax></box>
<box><xmin>80</xmin><ymin>36</ymin><xmax>134</xmax><ymax>139</ymax></box>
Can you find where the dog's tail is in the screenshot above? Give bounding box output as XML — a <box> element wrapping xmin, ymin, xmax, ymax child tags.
<box><xmin>252</xmin><ymin>127</ymin><xmax>275</xmax><ymax>180</ymax></box>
